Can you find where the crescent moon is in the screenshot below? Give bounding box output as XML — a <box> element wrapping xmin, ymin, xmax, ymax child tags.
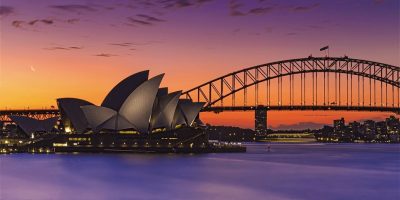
<box><xmin>30</xmin><ymin>66</ymin><xmax>36</xmax><ymax>72</ymax></box>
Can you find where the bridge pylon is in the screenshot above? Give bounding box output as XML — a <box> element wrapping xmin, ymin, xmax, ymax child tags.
<box><xmin>255</xmin><ymin>106</ymin><xmax>268</xmax><ymax>136</ymax></box>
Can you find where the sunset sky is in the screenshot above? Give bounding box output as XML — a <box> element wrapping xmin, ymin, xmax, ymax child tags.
<box><xmin>0</xmin><ymin>0</ymin><xmax>399</xmax><ymax>129</ymax></box>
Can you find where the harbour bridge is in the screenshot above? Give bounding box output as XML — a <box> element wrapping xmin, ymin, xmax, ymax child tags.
<box><xmin>1</xmin><ymin>57</ymin><xmax>399</xmax><ymax>132</ymax></box>
<box><xmin>182</xmin><ymin>56</ymin><xmax>400</xmax><ymax>132</ymax></box>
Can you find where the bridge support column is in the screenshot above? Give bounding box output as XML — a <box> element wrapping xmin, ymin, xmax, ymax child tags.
<box><xmin>255</xmin><ymin>106</ymin><xmax>268</xmax><ymax>136</ymax></box>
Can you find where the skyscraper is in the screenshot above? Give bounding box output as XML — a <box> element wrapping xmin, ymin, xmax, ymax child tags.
<box><xmin>255</xmin><ymin>108</ymin><xmax>267</xmax><ymax>135</ymax></box>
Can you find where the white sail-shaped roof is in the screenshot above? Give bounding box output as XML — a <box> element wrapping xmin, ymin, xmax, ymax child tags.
<box><xmin>179</xmin><ymin>101</ymin><xmax>205</xmax><ymax>126</ymax></box>
<box><xmin>101</xmin><ymin>70</ymin><xmax>149</xmax><ymax>111</ymax></box>
<box><xmin>81</xmin><ymin>105</ymin><xmax>137</xmax><ymax>131</ymax></box>
<box><xmin>80</xmin><ymin>105</ymin><xmax>117</xmax><ymax>131</ymax></box>
<box><xmin>57</xmin><ymin>98</ymin><xmax>93</xmax><ymax>133</ymax></box>
<box><xmin>172</xmin><ymin>99</ymin><xmax>205</xmax><ymax>128</ymax></box>
<box><xmin>98</xmin><ymin>115</ymin><xmax>134</xmax><ymax>131</ymax></box>
<box><xmin>119</xmin><ymin>74</ymin><xmax>164</xmax><ymax>133</ymax></box>
<box><xmin>151</xmin><ymin>91</ymin><xmax>181</xmax><ymax>130</ymax></box>
<box><xmin>172</xmin><ymin>103</ymin><xmax>187</xmax><ymax>128</ymax></box>
<box><xmin>10</xmin><ymin>116</ymin><xmax>58</xmax><ymax>135</ymax></box>
<box><xmin>151</xmin><ymin>87</ymin><xmax>169</xmax><ymax>126</ymax></box>
<box><xmin>81</xmin><ymin>74</ymin><xmax>164</xmax><ymax>133</ymax></box>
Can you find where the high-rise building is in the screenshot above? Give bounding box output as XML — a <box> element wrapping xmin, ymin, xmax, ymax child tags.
<box><xmin>349</xmin><ymin>121</ymin><xmax>361</xmax><ymax>139</ymax></box>
<box><xmin>386</xmin><ymin>116</ymin><xmax>400</xmax><ymax>134</ymax></box>
<box><xmin>386</xmin><ymin>116</ymin><xmax>399</xmax><ymax>142</ymax></box>
<box><xmin>364</xmin><ymin>120</ymin><xmax>376</xmax><ymax>135</ymax></box>
<box><xmin>333</xmin><ymin>118</ymin><xmax>345</xmax><ymax>132</ymax></box>
<box><xmin>375</xmin><ymin>121</ymin><xmax>387</xmax><ymax>138</ymax></box>
<box><xmin>255</xmin><ymin>108</ymin><xmax>267</xmax><ymax>135</ymax></box>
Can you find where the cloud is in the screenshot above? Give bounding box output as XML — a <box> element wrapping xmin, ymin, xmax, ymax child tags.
<box><xmin>197</xmin><ymin>0</ymin><xmax>214</xmax><ymax>3</ymax></box>
<box><xmin>137</xmin><ymin>14</ymin><xmax>165</xmax><ymax>22</ymax></box>
<box><xmin>27</xmin><ymin>19</ymin><xmax>54</xmax><ymax>26</ymax></box>
<box><xmin>94</xmin><ymin>53</ymin><xmax>117</xmax><ymax>57</ymax></box>
<box><xmin>229</xmin><ymin>0</ymin><xmax>242</xmax><ymax>10</ymax></box>
<box><xmin>11</xmin><ymin>19</ymin><xmax>54</xmax><ymax>28</ymax></box>
<box><xmin>291</xmin><ymin>3</ymin><xmax>320</xmax><ymax>12</ymax></box>
<box><xmin>68</xmin><ymin>46</ymin><xmax>83</xmax><ymax>49</ymax></box>
<box><xmin>231</xmin><ymin>10</ymin><xmax>245</xmax><ymax>16</ymax></box>
<box><xmin>28</xmin><ymin>20</ymin><xmax>39</xmax><ymax>25</ymax></box>
<box><xmin>175</xmin><ymin>0</ymin><xmax>193</xmax><ymax>8</ymax></box>
<box><xmin>229</xmin><ymin>0</ymin><xmax>245</xmax><ymax>16</ymax></box>
<box><xmin>248</xmin><ymin>7</ymin><xmax>274</xmax><ymax>15</ymax></box>
<box><xmin>229</xmin><ymin>1</ymin><xmax>277</xmax><ymax>16</ymax></box>
<box><xmin>0</xmin><ymin>6</ymin><xmax>14</xmax><ymax>16</ymax></box>
<box><xmin>11</xmin><ymin>20</ymin><xmax>24</xmax><ymax>28</ymax></box>
<box><xmin>227</xmin><ymin>1</ymin><xmax>320</xmax><ymax>17</ymax></box>
<box><xmin>162</xmin><ymin>0</ymin><xmax>193</xmax><ymax>8</ymax></box>
<box><xmin>45</xmin><ymin>47</ymin><xmax>69</xmax><ymax>50</ymax></box>
<box><xmin>50</xmin><ymin>4</ymin><xmax>97</xmax><ymax>13</ymax></box>
<box><xmin>44</xmin><ymin>46</ymin><xmax>83</xmax><ymax>50</ymax></box>
<box><xmin>138</xmin><ymin>1</ymin><xmax>156</xmax><ymax>7</ymax></box>
<box><xmin>127</xmin><ymin>17</ymin><xmax>153</xmax><ymax>26</ymax></box>
<box><xmin>109</xmin><ymin>41</ymin><xmax>161</xmax><ymax>50</ymax></box>
<box><xmin>41</xmin><ymin>19</ymin><xmax>54</xmax><ymax>24</ymax></box>
<box><xmin>154</xmin><ymin>0</ymin><xmax>214</xmax><ymax>9</ymax></box>
<box><xmin>66</xmin><ymin>18</ymin><xmax>80</xmax><ymax>24</ymax></box>
<box><xmin>126</xmin><ymin>14</ymin><xmax>165</xmax><ymax>26</ymax></box>
<box><xmin>110</xmin><ymin>42</ymin><xmax>133</xmax><ymax>47</ymax></box>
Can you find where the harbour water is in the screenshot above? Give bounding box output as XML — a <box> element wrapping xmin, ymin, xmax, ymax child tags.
<box><xmin>1</xmin><ymin>143</ymin><xmax>399</xmax><ymax>200</ymax></box>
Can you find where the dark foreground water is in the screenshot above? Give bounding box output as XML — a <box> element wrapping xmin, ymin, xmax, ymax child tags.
<box><xmin>1</xmin><ymin>144</ymin><xmax>399</xmax><ymax>200</ymax></box>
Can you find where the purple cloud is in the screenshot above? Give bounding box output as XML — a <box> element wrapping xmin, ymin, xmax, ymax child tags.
<box><xmin>0</xmin><ymin>6</ymin><xmax>14</xmax><ymax>16</ymax></box>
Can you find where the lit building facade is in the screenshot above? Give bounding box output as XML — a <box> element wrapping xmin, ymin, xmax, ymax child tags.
<box><xmin>255</xmin><ymin>108</ymin><xmax>267</xmax><ymax>135</ymax></box>
<box><xmin>316</xmin><ymin>116</ymin><xmax>400</xmax><ymax>143</ymax></box>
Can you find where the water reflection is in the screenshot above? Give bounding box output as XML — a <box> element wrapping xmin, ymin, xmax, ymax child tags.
<box><xmin>1</xmin><ymin>144</ymin><xmax>399</xmax><ymax>200</ymax></box>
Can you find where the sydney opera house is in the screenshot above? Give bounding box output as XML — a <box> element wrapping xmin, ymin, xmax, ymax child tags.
<box><xmin>6</xmin><ymin>71</ymin><xmax>213</xmax><ymax>152</ymax></box>
<box><xmin>56</xmin><ymin>70</ymin><xmax>204</xmax><ymax>135</ymax></box>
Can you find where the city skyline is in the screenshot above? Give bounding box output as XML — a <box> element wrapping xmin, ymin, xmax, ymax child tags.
<box><xmin>1</xmin><ymin>0</ymin><xmax>399</xmax><ymax>129</ymax></box>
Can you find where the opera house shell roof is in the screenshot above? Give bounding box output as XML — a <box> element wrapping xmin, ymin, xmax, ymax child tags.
<box><xmin>9</xmin><ymin>116</ymin><xmax>58</xmax><ymax>136</ymax></box>
<box><xmin>56</xmin><ymin>70</ymin><xmax>205</xmax><ymax>134</ymax></box>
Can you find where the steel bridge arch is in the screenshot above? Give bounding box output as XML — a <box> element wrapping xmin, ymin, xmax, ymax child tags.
<box><xmin>182</xmin><ymin>57</ymin><xmax>400</xmax><ymax>111</ymax></box>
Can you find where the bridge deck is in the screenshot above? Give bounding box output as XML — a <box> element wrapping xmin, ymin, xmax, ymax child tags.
<box><xmin>0</xmin><ymin>105</ymin><xmax>398</xmax><ymax>118</ymax></box>
<box><xmin>0</xmin><ymin>109</ymin><xmax>59</xmax><ymax>115</ymax></box>
<box><xmin>203</xmin><ymin>105</ymin><xmax>400</xmax><ymax>114</ymax></box>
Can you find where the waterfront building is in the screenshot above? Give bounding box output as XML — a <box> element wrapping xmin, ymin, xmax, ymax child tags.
<box><xmin>363</xmin><ymin>120</ymin><xmax>376</xmax><ymax>135</ymax></box>
<box><xmin>333</xmin><ymin>118</ymin><xmax>345</xmax><ymax>132</ymax></box>
<box><xmin>316</xmin><ymin>116</ymin><xmax>400</xmax><ymax>143</ymax></box>
<box><xmin>386</xmin><ymin>116</ymin><xmax>400</xmax><ymax>134</ymax></box>
<box><xmin>348</xmin><ymin>121</ymin><xmax>360</xmax><ymax>140</ymax></box>
<box><xmin>384</xmin><ymin>116</ymin><xmax>400</xmax><ymax>142</ymax></box>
